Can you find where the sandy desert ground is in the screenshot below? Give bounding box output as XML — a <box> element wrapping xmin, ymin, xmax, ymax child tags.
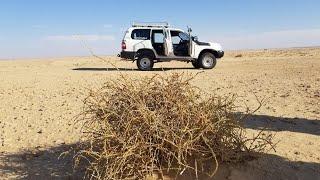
<box><xmin>0</xmin><ymin>47</ymin><xmax>319</xmax><ymax>179</ymax></box>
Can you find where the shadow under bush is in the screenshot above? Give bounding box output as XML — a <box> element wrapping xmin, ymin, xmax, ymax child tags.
<box><xmin>74</xmin><ymin>73</ymin><xmax>274</xmax><ymax>179</ymax></box>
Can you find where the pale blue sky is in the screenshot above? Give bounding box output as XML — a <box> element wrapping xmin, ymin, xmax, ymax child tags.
<box><xmin>0</xmin><ymin>0</ymin><xmax>320</xmax><ymax>59</ymax></box>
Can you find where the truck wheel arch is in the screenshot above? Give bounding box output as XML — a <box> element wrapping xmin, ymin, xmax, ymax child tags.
<box><xmin>198</xmin><ymin>49</ymin><xmax>219</xmax><ymax>59</ymax></box>
<box><xmin>136</xmin><ymin>49</ymin><xmax>155</xmax><ymax>60</ymax></box>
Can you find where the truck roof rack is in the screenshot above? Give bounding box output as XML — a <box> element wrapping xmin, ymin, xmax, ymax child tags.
<box><xmin>132</xmin><ymin>22</ymin><xmax>170</xmax><ymax>28</ymax></box>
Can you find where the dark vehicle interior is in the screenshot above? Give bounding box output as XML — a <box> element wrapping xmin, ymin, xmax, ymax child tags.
<box><xmin>151</xmin><ymin>30</ymin><xmax>191</xmax><ymax>57</ymax></box>
<box><xmin>151</xmin><ymin>30</ymin><xmax>165</xmax><ymax>56</ymax></box>
<box><xmin>170</xmin><ymin>30</ymin><xmax>189</xmax><ymax>56</ymax></box>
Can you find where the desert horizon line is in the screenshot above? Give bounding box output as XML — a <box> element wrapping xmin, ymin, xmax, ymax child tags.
<box><xmin>0</xmin><ymin>45</ymin><xmax>319</xmax><ymax>61</ymax></box>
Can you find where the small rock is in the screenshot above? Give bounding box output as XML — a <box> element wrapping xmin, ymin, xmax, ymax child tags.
<box><xmin>37</xmin><ymin>130</ymin><xmax>42</xmax><ymax>134</ymax></box>
<box><xmin>54</xmin><ymin>139</ymin><xmax>65</xmax><ymax>145</ymax></box>
<box><xmin>280</xmin><ymin>94</ymin><xmax>289</xmax><ymax>98</ymax></box>
<box><xmin>308</xmin><ymin>142</ymin><xmax>314</xmax><ymax>145</ymax></box>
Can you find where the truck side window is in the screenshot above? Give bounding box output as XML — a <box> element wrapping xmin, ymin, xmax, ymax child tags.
<box><xmin>152</xmin><ymin>30</ymin><xmax>164</xmax><ymax>43</ymax></box>
<box><xmin>131</xmin><ymin>29</ymin><xmax>151</xmax><ymax>40</ymax></box>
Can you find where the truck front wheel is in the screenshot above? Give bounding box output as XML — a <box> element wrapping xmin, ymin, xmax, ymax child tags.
<box><xmin>192</xmin><ymin>60</ymin><xmax>201</xmax><ymax>69</ymax></box>
<box><xmin>199</xmin><ymin>52</ymin><xmax>216</xmax><ymax>69</ymax></box>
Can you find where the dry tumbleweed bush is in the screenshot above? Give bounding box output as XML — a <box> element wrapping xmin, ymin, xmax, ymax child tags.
<box><xmin>74</xmin><ymin>73</ymin><xmax>274</xmax><ymax>179</ymax></box>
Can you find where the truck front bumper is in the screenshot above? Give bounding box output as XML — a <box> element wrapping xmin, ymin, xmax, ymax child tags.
<box><xmin>216</xmin><ymin>51</ymin><xmax>224</xmax><ymax>58</ymax></box>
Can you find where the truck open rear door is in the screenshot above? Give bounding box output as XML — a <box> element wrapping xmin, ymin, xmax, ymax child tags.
<box><xmin>163</xmin><ymin>28</ymin><xmax>174</xmax><ymax>56</ymax></box>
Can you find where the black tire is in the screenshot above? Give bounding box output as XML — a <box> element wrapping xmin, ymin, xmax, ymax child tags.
<box><xmin>192</xmin><ymin>60</ymin><xmax>201</xmax><ymax>69</ymax></box>
<box><xmin>137</xmin><ymin>55</ymin><xmax>154</xmax><ymax>71</ymax></box>
<box><xmin>199</xmin><ymin>52</ymin><xmax>217</xmax><ymax>69</ymax></box>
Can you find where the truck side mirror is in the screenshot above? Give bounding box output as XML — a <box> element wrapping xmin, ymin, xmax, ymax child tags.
<box><xmin>193</xmin><ymin>36</ymin><xmax>198</xmax><ymax>41</ymax></box>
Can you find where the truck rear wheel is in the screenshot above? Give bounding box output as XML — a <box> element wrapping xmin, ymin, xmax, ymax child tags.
<box><xmin>137</xmin><ymin>55</ymin><xmax>154</xmax><ymax>71</ymax></box>
<box><xmin>199</xmin><ymin>52</ymin><xmax>216</xmax><ymax>69</ymax></box>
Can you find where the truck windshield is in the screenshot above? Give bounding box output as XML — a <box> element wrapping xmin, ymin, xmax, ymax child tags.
<box><xmin>179</xmin><ymin>32</ymin><xmax>190</xmax><ymax>41</ymax></box>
